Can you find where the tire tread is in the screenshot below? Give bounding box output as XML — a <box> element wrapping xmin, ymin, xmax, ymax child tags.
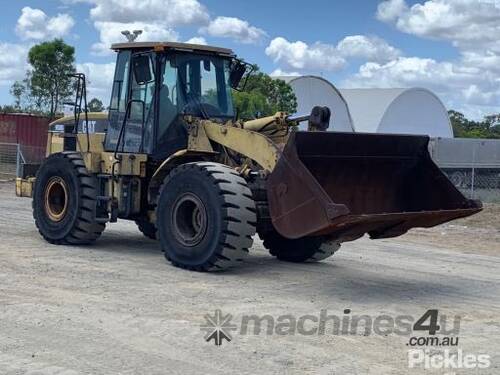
<box><xmin>158</xmin><ymin>162</ymin><xmax>256</xmax><ymax>271</ymax></box>
<box><xmin>33</xmin><ymin>152</ymin><xmax>105</xmax><ymax>245</ymax></box>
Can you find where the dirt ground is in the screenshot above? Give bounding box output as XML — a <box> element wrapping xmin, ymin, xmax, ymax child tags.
<box><xmin>0</xmin><ymin>181</ymin><xmax>499</xmax><ymax>374</ymax></box>
<box><xmin>399</xmin><ymin>203</ymin><xmax>500</xmax><ymax>255</ymax></box>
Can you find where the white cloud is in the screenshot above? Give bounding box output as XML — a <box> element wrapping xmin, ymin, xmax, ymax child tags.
<box><xmin>86</xmin><ymin>0</ymin><xmax>209</xmax><ymax>25</ymax></box>
<box><xmin>0</xmin><ymin>43</ymin><xmax>29</xmax><ymax>86</ymax></box>
<box><xmin>74</xmin><ymin>0</ymin><xmax>266</xmax><ymax>52</ymax></box>
<box><xmin>461</xmin><ymin>51</ymin><xmax>500</xmax><ymax>74</ymax></box>
<box><xmin>345</xmin><ymin>57</ymin><xmax>477</xmax><ymax>90</ymax></box>
<box><xmin>343</xmin><ymin>56</ymin><xmax>500</xmax><ymax>118</ymax></box>
<box><xmin>461</xmin><ymin>84</ymin><xmax>499</xmax><ymax>106</ymax></box>
<box><xmin>269</xmin><ymin>69</ymin><xmax>300</xmax><ymax>77</ymax></box>
<box><xmin>91</xmin><ymin>21</ymin><xmax>179</xmax><ymax>55</ymax></box>
<box><xmin>337</xmin><ymin>35</ymin><xmax>401</xmax><ymax>62</ymax></box>
<box><xmin>82</xmin><ymin>0</ymin><xmax>209</xmax><ymax>54</ymax></box>
<box><xmin>265</xmin><ymin>37</ymin><xmax>346</xmax><ymax>72</ymax></box>
<box><xmin>185</xmin><ymin>36</ymin><xmax>207</xmax><ymax>45</ymax></box>
<box><xmin>16</xmin><ymin>7</ymin><xmax>74</xmax><ymax>40</ymax></box>
<box><xmin>376</xmin><ymin>0</ymin><xmax>408</xmax><ymax>22</ymax></box>
<box><xmin>377</xmin><ymin>0</ymin><xmax>500</xmax><ymax>52</ymax></box>
<box><xmin>201</xmin><ymin>17</ymin><xmax>266</xmax><ymax>44</ymax></box>
<box><xmin>76</xmin><ymin>62</ymin><xmax>116</xmax><ymax>103</ymax></box>
<box><xmin>266</xmin><ymin>35</ymin><xmax>401</xmax><ymax>73</ymax></box>
<box><xmin>371</xmin><ymin>0</ymin><xmax>500</xmax><ymax>118</ymax></box>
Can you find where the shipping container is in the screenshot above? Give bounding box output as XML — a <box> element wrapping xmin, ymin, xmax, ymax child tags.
<box><xmin>0</xmin><ymin>115</ymin><xmax>17</xmax><ymax>143</ymax></box>
<box><xmin>0</xmin><ymin>113</ymin><xmax>50</xmax><ymax>146</ymax></box>
<box><xmin>0</xmin><ymin>113</ymin><xmax>52</xmax><ymax>164</ymax></box>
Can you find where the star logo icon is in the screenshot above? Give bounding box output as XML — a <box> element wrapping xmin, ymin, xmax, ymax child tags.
<box><xmin>200</xmin><ymin>309</ymin><xmax>237</xmax><ymax>346</ymax></box>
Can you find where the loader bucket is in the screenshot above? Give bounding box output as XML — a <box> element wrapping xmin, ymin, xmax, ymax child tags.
<box><xmin>267</xmin><ymin>131</ymin><xmax>482</xmax><ymax>241</ymax></box>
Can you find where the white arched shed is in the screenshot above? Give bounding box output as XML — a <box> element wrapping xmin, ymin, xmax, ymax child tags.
<box><xmin>277</xmin><ymin>75</ymin><xmax>453</xmax><ymax>138</ymax></box>
<box><xmin>277</xmin><ymin>75</ymin><xmax>354</xmax><ymax>132</ymax></box>
<box><xmin>339</xmin><ymin>88</ymin><xmax>453</xmax><ymax>138</ymax></box>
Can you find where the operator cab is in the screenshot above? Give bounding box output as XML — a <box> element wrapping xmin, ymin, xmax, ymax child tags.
<box><xmin>105</xmin><ymin>41</ymin><xmax>250</xmax><ymax>160</ymax></box>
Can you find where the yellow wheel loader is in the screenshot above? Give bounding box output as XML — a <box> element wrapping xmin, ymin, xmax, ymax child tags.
<box><xmin>16</xmin><ymin>41</ymin><xmax>482</xmax><ymax>271</ymax></box>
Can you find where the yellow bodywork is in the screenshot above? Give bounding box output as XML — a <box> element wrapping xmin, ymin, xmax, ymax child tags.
<box><xmin>15</xmin><ymin>177</ymin><xmax>36</xmax><ymax>198</ymax></box>
<box><xmin>202</xmin><ymin>121</ymin><xmax>281</xmax><ymax>172</ymax></box>
<box><xmin>46</xmin><ymin>132</ymin><xmax>64</xmax><ymax>155</ymax></box>
<box><xmin>17</xmin><ymin>111</ymin><xmax>291</xmax><ymax>205</ymax></box>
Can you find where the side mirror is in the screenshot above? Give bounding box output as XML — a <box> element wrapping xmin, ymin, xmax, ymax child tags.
<box><xmin>132</xmin><ymin>55</ymin><xmax>153</xmax><ymax>85</ymax></box>
<box><xmin>229</xmin><ymin>60</ymin><xmax>253</xmax><ymax>91</ymax></box>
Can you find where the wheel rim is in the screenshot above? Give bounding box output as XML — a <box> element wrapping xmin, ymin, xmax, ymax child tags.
<box><xmin>171</xmin><ymin>193</ymin><xmax>208</xmax><ymax>247</ymax></box>
<box><xmin>44</xmin><ymin>176</ymin><xmax>69</xmax><ymax>222</ymax></box>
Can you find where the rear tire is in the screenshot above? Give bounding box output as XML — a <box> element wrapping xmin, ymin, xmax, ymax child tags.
<box><xmin>260</xmin><ymin>231</ymin><xmax>340</xmax><ymax>263</ymax></box>
<box><xmin>156</xmin><ymin>162</ymin><xmax>256</xmax><ymax>271</ymax></box>
<box><xmin>33</xmin><ymin>152</ymin><xmax>105</xmax><ymax>245</ymax></box>
<box><xmin>135</xmin><ymin>218</ymin><xmax>157</xmax><ymax>240</ymax></box>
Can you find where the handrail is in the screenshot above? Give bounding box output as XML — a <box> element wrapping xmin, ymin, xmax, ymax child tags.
<box><xmin>113</xmin><ymin>98</ymin><xmax>146</xmax><ymax>160</ymax></box>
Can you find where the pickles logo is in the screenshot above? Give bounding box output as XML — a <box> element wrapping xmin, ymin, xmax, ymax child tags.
<box><xmin>200</xmin><ymin>309</ymin><xmax>237</xmax><ymax>346</ymax></box>
<box><xmin>408</xmin><ymin>349</ymin><xmax>490</xmax><ymax>370</ymax></box>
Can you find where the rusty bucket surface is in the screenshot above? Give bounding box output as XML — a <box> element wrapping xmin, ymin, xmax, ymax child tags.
<box><xmin>267</xmin><ymin>131</ymin><xmax>482</xmax><ymax>241</ymax></box>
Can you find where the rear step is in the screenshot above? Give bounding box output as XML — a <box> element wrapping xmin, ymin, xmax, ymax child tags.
<box><xmin>95</xmin><ymin>174</ymin><xmax>113</xmax><ymax>223</ymax></box>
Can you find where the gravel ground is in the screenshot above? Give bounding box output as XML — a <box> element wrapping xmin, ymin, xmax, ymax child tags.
<box><xmin>0</xmin><ymin>182</ymin><xmax>499</xmax><ymax>374</ymax></box>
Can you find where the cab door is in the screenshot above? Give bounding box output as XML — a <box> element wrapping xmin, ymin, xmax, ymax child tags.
<box><xmin>105</xmin><ymin>51</ymin><xmax>157</xmax><ymax>154</ymax></box>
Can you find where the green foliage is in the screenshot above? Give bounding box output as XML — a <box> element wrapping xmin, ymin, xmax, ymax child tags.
<box><xmin>0</xmin><ymin>105</ymin><xmax>18</xmax><ymax>113</ymax></box>
<box><xmin>449</xmin><ymin>110</ymin><xmax>500</xmax><ymax>139</ymax></box>
<box><xmin>88</xmin><ymin>98</ymin><xmax>105</xmax><ymax>112</ymax></box>
<box><xmin>10</xmin><ymin>81</ymin><xmax>26</xmax><ymax>109</ymax></box>
<box><xmin>26</xmin><ymin>39</ymin><xmax>76</xmax><ymax>118</ymax></box>
<box><xmin>6</xmin><ymin>40</ymin><xmax>75</xmax><ymax>117</ymax></box>
<box><xmin>232</xmin><ymin>67</ymin><xmax>297</xmax><ymax>120</ymax></box>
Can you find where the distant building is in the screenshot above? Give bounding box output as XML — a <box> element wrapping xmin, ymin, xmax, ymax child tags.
<box><xmin>278</xmin><ymin>75</ymin><xmax>354</xmax><ymax>132</ymax></box>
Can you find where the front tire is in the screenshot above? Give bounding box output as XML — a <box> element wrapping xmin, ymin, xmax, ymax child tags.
<box><xmin>156</xmin><ymin>162</ymin><xmax>256</xmax><ymax>271</ymax></box>
<box><xmin>260</xmin><ymin>231</ymin><xmax>340</xmax><ymax>263</ymax></box>
<box><xmin>33</xmin><ymin>152</ymin><xmax>105</xmax><ymax>245</ymax></box>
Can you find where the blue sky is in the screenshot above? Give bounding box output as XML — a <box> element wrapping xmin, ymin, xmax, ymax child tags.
<box><xmin>0</xmin><ymin>0</ymin><xmax>498</xmax><ymax>119</ymax></box>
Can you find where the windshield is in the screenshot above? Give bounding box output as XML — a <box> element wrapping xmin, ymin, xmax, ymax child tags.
<box><xmin>173</xmin><ymin>53</ymin><xmax>235</xmax><ymax>118</ymax></box>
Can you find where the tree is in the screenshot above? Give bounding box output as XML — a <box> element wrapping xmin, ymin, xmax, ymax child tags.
<box><xmin>27</xmin><ymin>39</ymin><xmax>75</xmax><ymax>118</ymax></box>
<box><xmin>448</xmin><ymin>110</ymin><xmax>500</xmax><ymax>139</ymax></box>
<box><xmin>232</xmin><ymin>66</ymin><xmax>297</xmax><ymax>120</ymax></box>
<box><xmin>10</xmin><ymin>81</ymin><xmax>26</xmax><ymax>109</ymax></box>
<box><xmin>88</xmin><ymin>98</ymin><xmax>105</xmax><ymax>112</ymax></box>
<box><xmin>0</xmin><ymin>105</ymin><xmax>17</xmax><ymax>113</ymax></box>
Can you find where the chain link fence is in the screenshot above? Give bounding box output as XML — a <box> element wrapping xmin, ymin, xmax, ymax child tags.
<box><xmin>0</xmin><ymin>143</ymin><xmax>20</xmax><ymax>178</ymax></box>
<box><xmin>443</xmin><ymin>169</ymin><xmax>500</xmax><ymax>203</ymax></box>
<box><xmin>430</xmin><ymin>138</ymin><xmax>500</xmax><ymax>203</ymax></box>
<box><xmin>0</xmin><ymin>142</ymin><xmax>46</xmax><ymax>180</ymax></box>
